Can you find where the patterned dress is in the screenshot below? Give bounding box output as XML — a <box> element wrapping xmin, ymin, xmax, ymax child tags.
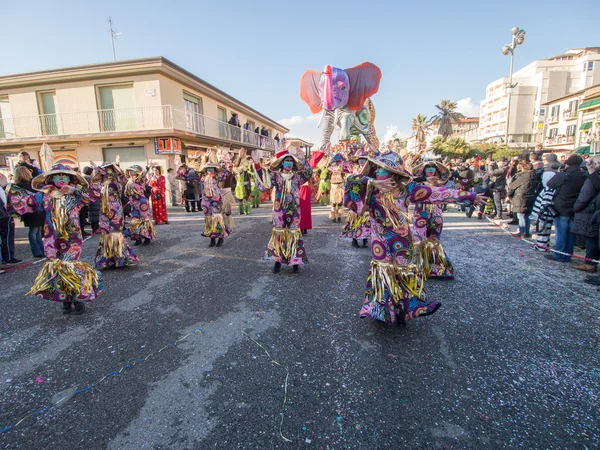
<box><xmin>124</xmin><ymin>178</ymin><xmax>155</xmax><ymax>241</ymax></box>
<box><xmin>200</xmin><ymin>170</ymin><xmax>231</xmax><ymax>239</ymax></box>
<box><xmin>259</xmin><ymin>163</ymin><xmax>313</xmax><ymax>265</ymax></box>
<box><xmin>89</xmin><ymin>167</ymin><xmax>138</xmax><ymax>270</ymax></box>
<box><xmin>149</xmin><ymin>175</ymin><xmax>168</xmax><ymax>224</ymax></box>
<box><xmin>7</xmin><ymin>185</ymin><xmax>103</xmax><ymax>303</ymax></box>
<box><xmin>341</xmin><ymin>164</ymin><xmax>371</xmax><ymax>240</ymax></box>
<box><xmin>412</xmin><ymin>202</ymin><xmax>454</xmax><ymax>278</ymax></box>
<box><xmin>344</xmin><ymin>175</ymin><xmax>475</xmax><ymax>324</ymax></box>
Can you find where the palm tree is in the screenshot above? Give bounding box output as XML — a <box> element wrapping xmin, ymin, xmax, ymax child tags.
<box><xmin>430</xmin><ymin>99</ymin><xmax>465</xmax><ymax>139</ymax></box>
<box><xmin>411</xmin><ymin>114</ymin><xmax>430</xmax><ymax>152</ymax></box>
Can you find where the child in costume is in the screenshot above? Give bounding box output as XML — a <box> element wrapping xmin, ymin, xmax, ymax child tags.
<box><xmin>199</xmin><ymin>154</ymin><xmax>231</xmax><ymax>248</ymax></box>
<box><xmin>7</xmin><ymin>164</ymin><xmax>103</xmax><ymax>314</ymax></box>
<box><xmin>218</xmin><ymin>150</ymin><xmax>237</xmax><ymax>232</ymax></box>
<box><xmin>327</xmin><ymin>153</ymin><xmax>350</xmax><ymax>223</ymax></box>
<box><xmin>89</xmin><ymin>161</ymin><xmax>138</xmax><ymax>270</ymax></box>
<box><xmin>344</xmin><ymin>150</ymin><xmax>484</xmax><ymax>325</ymax></box>
<box><xmin>233</xmin><ymin>153</ymin><xmax>253</xmax><ymax>216</ymax></box>
<box><xmin>255</xmin><ymin>147</ymin><xmax>313</xmax><ymax>274</ymax></box>
<box><xmin>315</xmin><ymin>166</ymin><xmax>330</xmax><ymax>206</ymax></box>
<box><xmin>124</xmin><ymin>165</ymin><xmax>155</xmax><ymax>246</ymax></box>
<box><xmin>341</xmin><ymin>149</ymin><xmax>371</xmax><ymax>248</ymax></box>
<box><xmin>411</xmin><ymin>160</ymin><xmax>456</xmax><ymax>278</ymax></box>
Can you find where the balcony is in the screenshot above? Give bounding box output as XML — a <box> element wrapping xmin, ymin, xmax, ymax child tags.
<box><xmin>544</xmin><ymin>135</ymin><xmax>575</xmax><ymax>146</ymax></box>
<box><xmin>547</xmin><ymin>115</ymin><xmax>560</xmax><ymax>124</ymax></box>
<box><xmin>563</xmin><ymin>110</ymin><xmax>577</xmax><ymax>121</ymax></box>
<box><xmin>0</xmin><ymin>105</ymin><xmax>281</xmax><ymax>152</ymax></box>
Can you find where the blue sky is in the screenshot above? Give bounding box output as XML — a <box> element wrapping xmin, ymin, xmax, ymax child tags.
<box><xmin>2</xmin><ymin>0</ymin><xmax>599</xmax><ymax>145</ymax></box>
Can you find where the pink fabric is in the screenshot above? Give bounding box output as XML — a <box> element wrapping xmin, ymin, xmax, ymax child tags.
<box><xmin>299</xmin><ymin>184</ymin><xmax>312</xmax><ymax>230</ymax></box>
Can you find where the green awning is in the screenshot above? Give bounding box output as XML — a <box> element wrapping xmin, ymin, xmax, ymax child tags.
<box><xmin>578</xmin><ymin>98</ymin><xmax>600</xmax><ymax>110</ymax></box>
<box><xmin>575</xmin><ymin>145</ymin><xmax>591</xmax><ymax>155</ymax></box>
<box><xmin>580</xmin><ymin>122</ymin><xmax>593</xmax><ymax>130</ymax></box>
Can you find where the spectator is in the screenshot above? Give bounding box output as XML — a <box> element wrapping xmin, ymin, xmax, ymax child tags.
<box><xmin>0</xmin><ymin>174</ymin><xmax>22</xmax><ymax>265</ymax></box>
<box><xmin>15</xmin><ymin>151</ymin><xmax>43</xmax><ymax>177</ymax></box>
<box><xmin>571</xmin><ymin>156</ymin><xmax>600</xmax><ymax>273</ymax></box>
<box><xmin>12</xmin><ymin>166</ymin><xmax>46</xmax><ymax>257</ymax></box>
<box><xmin>544</xmin><ymin>153</ymin><xmax>558</xmax><ymax>170</ymax></box>
<box><xmin>228</xmin><ymin>113</ymin><xmax>241</xmax><ymax>141</ymax></box>
<box><xmin>166</xmin><ymin>168</ymin><xmax>179</xmax><ymax>206</ymax></box>
<box><xmin>530</xmin><ymin>164</ymin><xmax>560</xmax><ymax>252</ymax></box>
<box><xmin>529</xmin><ymin>152</ymin><xmax>544</xmax><ymax>171</ymax></box>
<box><xmin>545</xmin><ymin>155</ymin><xmax>588</xmax><ymax>262</ymax></box>
<box><xmin>148</xmin><ymin>166</ymin><xmax>168</xmax><ymax>225</ymax></box>
<box><xmin>83</xmin><ymin>166</ymin><xmax>101</xmax><ymax>233</ymax></box>
<box><xmin>507</xmin><ymin>162</ymin><xmax>539</xmax><ymax>238</ymax></box>
<box><xmin>488</xmin><ymin>159</ymin><xmax>508</xmax><ymax>219</ymax></box>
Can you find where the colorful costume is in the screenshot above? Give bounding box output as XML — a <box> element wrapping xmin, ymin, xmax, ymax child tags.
<box><xmin>344</xmin><ymin>151</ymin><xmax>475</xmax><ymax>325</ymax></box>
<box><xmin>411</xmin><ymin>161</ymin><xmax>455</xmax><ymax>278</ymax></box>
<box><xmin>124</xmin><ymin>165</ymin><xmax>155</xmax><ymax>245</ymax></box>
<box><xmin>149</xmin><ymin>172</ymin><xmax>168</xmax><ymax>224</ymax></box>
<box><xmin>256</xmin><ymin>148</ymin><xmax>313</xmax><ymax>272</ymax></box>
<box><xmin>327</xmin><ymin>153</ymin><xmax>350</xmax><ymax>222</ymax></box>
<box><xmin>316</xmin><ymin>167</ymin><xmax>330</xmax><ymax>205</ymax></box>
<box><xmin>199</xmin><ymin>161</ymin><xmax>231</xmax><ymax>247</ymax></box>
<box><xmin>341</xmin><ymin>149</ymin><xmax>371</xmax><ymax>247</ymax></box>
<box><xmin>234</xmin><ymin>157</ymin><xmax>253</xmax><ymax>216</ymax></box>
<box><xmin>7</xmin><ymin>164</ymin><xmax>103</xmax><ymax>313</ymax></box>
<box><xmin>89</xmin><ymin>163</ymin><xmax>138</xmax><ymax>270</ymax></box>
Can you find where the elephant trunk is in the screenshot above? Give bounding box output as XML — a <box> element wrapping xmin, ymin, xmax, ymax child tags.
<box><xmin>319</xmin><ymin>109</ymin><xmax>335</xmax><ymax>150</ymax></box>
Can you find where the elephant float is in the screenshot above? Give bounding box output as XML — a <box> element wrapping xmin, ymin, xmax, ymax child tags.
<box><xmin>300</xmin><ymin>62</ymin><xmax>382</xmax><ymax>150</ymax></box>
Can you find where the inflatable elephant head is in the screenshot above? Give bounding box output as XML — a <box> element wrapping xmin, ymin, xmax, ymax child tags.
<box><xmin>300</xmin><ymin>62</ymin><xmax>382</xmax><ymax>150</ymax></box>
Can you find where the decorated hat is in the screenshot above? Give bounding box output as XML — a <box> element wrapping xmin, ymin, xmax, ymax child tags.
<box><xmin>327</xmin><ymin>152</ymin><xmax>347</xmax><ymax>167</ymax></box>
<box><xmin>364</xmin><ymin>150</ymin><xmax>412</xmax><ymax>179</ymax></box>
<box><xmin>199</xmin><ymin>162</ymin><xmax>223</xmax><ymax>174</ymax></box>
<box><xmin>32</xmin><ymin>163</ymin><xmax>88</xmax><ymax>191</ymax></box>
<box><xmin>125</xmin><ymin>165</ymin><xmax>144</xmax><ymax>176</ymax></box>
<box><xmin>91</xmin><ymin>162</ymin><xmax>126</xmax><ymax>183</ymax></box>
<box><xmin>412</xmin><ymin>161</ymin><xmax>451</xmax><ymax>182</ymax></box>
<box><xmin>350</xmin><ymin>148</ymin><xmax>369</xmax><ymax>162</ymax></box>
<box><xmin>269</xmin><ymin>147</ymin><xmax>304</xmax><ymax>172</ymax></box>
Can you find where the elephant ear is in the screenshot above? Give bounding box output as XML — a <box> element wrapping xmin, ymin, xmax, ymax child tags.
<box><xmin>346</xmin><ymin>62</ymin><xmax>382</xmax><ymax>111</ymax></box>
<box><xmin>300</xmin><ymin>69</ymin><xmax>323</xmax><ymax>114</ymax></box>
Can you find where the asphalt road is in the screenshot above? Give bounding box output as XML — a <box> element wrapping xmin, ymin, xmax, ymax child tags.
<box><xmin>1</xmin><ymin>204</ymin><xmax>598</xmax><ymax>449</ymax></box>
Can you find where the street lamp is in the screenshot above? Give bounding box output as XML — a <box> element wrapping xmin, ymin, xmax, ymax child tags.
<box><xmin>502</xmin><ymin>26</ymin><xmax>526</xmax><ymax>147</ymax></box>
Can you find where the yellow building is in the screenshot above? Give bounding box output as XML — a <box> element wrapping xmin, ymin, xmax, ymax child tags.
<box><xmin>0</xmin><ymin>57</ymin><xmax>288</xmax><ymax>173</ymax></box>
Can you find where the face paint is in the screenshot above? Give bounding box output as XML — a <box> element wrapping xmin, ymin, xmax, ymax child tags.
<box><xmin>52</xmin><ymin>174</ymin><xmax>70</xmax><ymax>187</ymax></box>
<box><xmin>206</xmin><ymin>168</ymin><xmax>215</xmax><ymax>175</ymax></box>
<box><xmin>375</xmin><ymin>168</ymin><xmax>391</xmax><ymax>179</ymax></box>
<box><xmin>424</xmin><ymin>167</ymin><xmax>437</xmax><ymax>178</ymax></box>
<box><xmin>358</xmin><ymin>158</ymin><xmax>367</xmax><ymax>167</ymax></box>
<box><xmin>282</xmin><ymin>161</ymin><xmax>294</xmax><ymax>170</ymax></box>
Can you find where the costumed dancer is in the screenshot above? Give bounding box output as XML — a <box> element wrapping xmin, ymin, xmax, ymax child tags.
<box><xmin>255</xmin><ymin>147</ymin><xmax>313</xmax><ymax>274</ymax></box>
<box><xmin>89</xmin><ymin>160</ymin><xmax>138</xmax><ymax>270</ymax></box>
<box><xmin>411</xmin><ymin>160</ymin><xmax>456</xmax><ymax>278</ymax></box>
<box><xmin>176</xmin><ymin>163</ymin><xmax>202</xmax><ymax>213</ymax></box>
<box><xmin>315</xmin><ymin>165</ymin><xmax>330</xmax><ymax>206</ymax></box>
<box><xmin>7</xmin><ymin>164</ymin><xmax>103</xmax><ymax>314</ymax></box>
<box><xmin>341</xmin><ymin>148</ymin><xmax>371</xmax><ymax>248</ymax></box>
<box><xmin>218</xmin><ymin>149</ymin><xmax>236</xmax><ymax>232</ymax></box>
<box><xmin>234</xmin><ymin>149</ymin><xmax>253</xmax><ymax>216</ymax></box>
<box><xmin>327</xmin><ymin>152</ymin><xmax>350</xmax><ymax>223</ymax></box>
<box><xmin>251</xmin><ymin>175</ymin><xmax>261</xmax><ymax>209</ymax></box>
<box><xmin>124</xmin><ymin>165</ymin><xmax>155</xmax><ymax>246</ymax></box>
<box><xmin>344</xmin><ymin>150</ymin><xmax>484</xmax><ymax>325</ymax></box>
<box><xmin>199</xmin><ymin>151</ymin><xmax>231</xmax><ymax>247</ymax></box>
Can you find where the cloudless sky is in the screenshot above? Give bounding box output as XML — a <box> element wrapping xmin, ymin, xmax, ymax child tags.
<box><xmin>2</xmin><ymin>0</ymin><xmax>599</xmax><ymax>144</ymax></box>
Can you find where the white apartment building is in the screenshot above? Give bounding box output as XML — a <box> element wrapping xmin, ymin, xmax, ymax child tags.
<box><xmin>479</xmin><ymin>48</ymin><xmax>600</xmax><ymax>148</ymax></box>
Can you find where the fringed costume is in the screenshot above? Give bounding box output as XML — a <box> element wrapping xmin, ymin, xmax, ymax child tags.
<box><xmin>341</xmin><ymin>149</ymin><xmax>371</xmax><ymax>247</ymax></box>
<box><xmin>199</xmin><ymin>159</ymin><xmax>231</xmax><ymax>247</ymax></box>
<box><xmin>327</xmin><ymin>153</ymin><xmax>350</xmax><ymax>223</ymax></box>
<box><xmin>124</xmin><ymin>165</ymin><xmax>155</xmax><ymax>245</ymax></box>
<box><xmin>411</xmin><ymin>161</ymin><xmax>455</xmax><ymax>278</ymax></box>
<box><xmin>7</xmin><ymin>164</ymin><xmax>103</xmax><ymax>313</ymax></box>
<box><xmin>344</xmin><ymin>151</ymin><xmax>475</xmax><ymax>325</ymax></box>
<box><xmin>89</xmin><ymin>163</ymin><xmax>138</xmax><ymax>270</ymax></box>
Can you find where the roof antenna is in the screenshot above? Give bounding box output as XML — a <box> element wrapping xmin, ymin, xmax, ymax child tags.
<box><xmin>108</xmin><ymin>17</ymin><xmax>122</xmax><ymax>61</ymax></box>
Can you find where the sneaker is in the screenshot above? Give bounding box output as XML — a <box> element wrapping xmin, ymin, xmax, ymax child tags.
<box><xmin>543</xmin><ymin>254</ymin><xmax>569</xmax><ymax>263</ymax></box>
<box><xmin>571</xmin><ymin>262</ymin><xmax>597</xmax><ymax>273</ymax></box>
<box><xmin>584</xmin><ymin>276</ymin><xmax>600</xmax><ymax>286</ymax></box>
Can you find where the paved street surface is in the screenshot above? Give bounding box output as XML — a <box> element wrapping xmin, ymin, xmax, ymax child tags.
<box><xmin>1</xmin><ymin>204</ymin><xmax>598</xmax><ymax>449</ymax></box>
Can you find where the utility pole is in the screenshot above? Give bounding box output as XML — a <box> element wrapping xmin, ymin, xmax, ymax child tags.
<box><xmin>108</xmin><ymin>17</ymin><xmax>121</xmax><ymax>62</ymax></box>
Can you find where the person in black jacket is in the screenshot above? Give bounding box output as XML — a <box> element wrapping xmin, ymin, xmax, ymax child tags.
<box><xmin>571</xmin><ymin>156</ymin><xmax>600</xmax><ymax>273</ymax></box>
<box><xmin>506</xmin><ymin>162</ymin><xmax>539</xmax><ymax>238</ymax></box>
<box><xmin>13</xmin><ymin>166</ymin><xmax>46</xmax><ymax>257</ymax></box>
<box><xmin>0</xmin><ymin>174</ymin><xmax>22</xmax><ymax>265</ymax></box>
<box><xmin>83</xmin><ymin>166</ymin><xmax>101</xmax><ymax>232</ymax></box>
<box><xmin>545</xmin><ymin>155</ymin><xmax>588</xmax><ymax>262</ymax></box>
<box><xmin>487</xmin><ymin>159</ymin><xmax>508</xmax><ymax>219</ymax></box>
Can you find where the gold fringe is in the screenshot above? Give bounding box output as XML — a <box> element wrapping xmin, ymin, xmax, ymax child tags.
<box><xmin>370</xmin><ymin>260</ymin><xmax>423</xmax><ymax>304</ymax></box>
<box><xmin>224</xmin><ymin>214</ymin><xmax>235</xmax><ymax>231</ymax></box>
<box><xmin>101</xmin><ymin>181</ymin><xmax>112</xmax><ymax>216</ymax></box>
<box><xmin>100</xmin><ymin>232</ymin><xmax>125</xmax><ymax>259</ymax></box>
<box><xmin>129</xmin><ymin>218</ymin><xmax>155</xmax><ymax>238</ymax></box>
<box><xmin>380</xmin><ymin>193</ymin><xmax>411</xmax><ymax>230</ymax></box>
<box><xmin>26</xmin><ymin>259</ymin><xmax>101</xmax><ymax>298</ymax></box>
<box><xmin>267</xmin><ymin>228</ymin><xmax>303</xmax><ymax>261</ymax></box>
<box><xmin>346</xmin><ymin>211</ymin><xmax>370</xmax><ymax>230</ymax></box>
<box><xmin>412</xmin><ymin>238</ymin><xmax>449</xmax><ymax>277</ymax></box>
<box><xmin>51</xmin><ymin>197</ymin><xmax>70</xmax><ymax>240</ymax></box>
<box><xmin>204</xmin><ymin>213</ymin><xmax>226</xmax><ymax>235</ymax></box>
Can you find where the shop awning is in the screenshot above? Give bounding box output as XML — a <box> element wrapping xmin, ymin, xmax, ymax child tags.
<box><xmin>580</xmin><ymin>122</ymin><xmax>593</xmax><ymax>130</ymax></box>
<box><xmin>574</xmin><ymin>145</ymin><xmax>591</xmax><ymax>155</ymax></box>
<box><xmin>578</xmin><ymin>98</ymin><xmax>600</xmax><ymax>110</ymax></box>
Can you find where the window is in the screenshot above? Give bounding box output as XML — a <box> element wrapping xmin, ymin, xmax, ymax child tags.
<box><xmin>98</xmin><ymin>84</ymin><xmax>136</xmax><ymax>131</ymax></box>
<box><xmin>549</xmin><ymin>128</ymin><xmax>559</xmax><ymax>138</ymax></box>
<box><xmin>102</xmin><ymin>146</ymin><xmax>146</xmax><ymax>168</ymax></box>
<box><xmin>0</xmin><ymin>96</ymin><xmax>14</xmax><ymax>139</ymax></box>
<box><xmin>550</xmin><ymin>105</ymin><xmax>560</xmax><ymax>118</ymax></box>
<box><xmin>568</xmin><ymin>100</ymin><xmax>579</xmax><ymax>113</ymax></box>
<box><xmin>217</xmin><ymin>106</ymin><xmax>227</xmax><ymax>139</ymax></box>
<box><xmin>584</xmin><ymin>61</ymin><xmax>595</xmax><ymax>71</ymax></box>
<box><xmin>183</xmin><ymin>93</ymin><xmax>203</xmax><ymax>134</ymax></box>
<box><xmin>38</xmin><ymin>90</ymin><xmax>59</xmax><ymax>135</ymax></box>
<box><xmin>566</xmin><ymin>125</ymin><xmax>576</xmax><ymax>136</ymax></box>
<box><xmin>540</xmin><ymin>108</ymin><xmax>546</xmax><ymax>116</ymax></box>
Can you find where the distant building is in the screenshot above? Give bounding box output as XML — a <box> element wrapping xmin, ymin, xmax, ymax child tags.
<box><xmin>0</xmin><ymin>57</ymin><xmax>288</xmax><ymax>173</ymax></box>
<box><xmin>479</xmin><ymin>47</ymin><xmax>600</xmax><ymax>148</ymax></box>
<box><xmin>430</xmin><ymin>117</ymin><xmax>480</xmax><ymax>142</ymax></box>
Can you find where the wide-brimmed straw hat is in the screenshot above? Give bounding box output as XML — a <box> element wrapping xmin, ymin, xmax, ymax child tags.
<box><xmin>199</xmin><ymin>162</ymin><xmax>223</xmax><ymax>174</ymax></box>
<box><xmin>363</xmin><ymin>150</ymin><xmax>412</xmax><ymax>179</ymax></box>
<box><xmin>32</xmin><ymin>163</ymin><xmax>88</xmax><ymax>191</ymax></box>
<box><xmin>91</xmin><ymin>162</ymin><xmax>126</xmax><ymax>183</ymax></box>
<box><xmin>350</xmin><ymin>149</ymin><xmax>369</xmax><ymax>162</ymax></box>
<box><xmin>412</xmin><ymin>161</ymin><xmax>451</xmax><ymax>182</ymax></box>
<box><xmin>125</xmin><ymin>165</ymin><xmax>144</xmax><ymax>176</ymax></box>
<box><xmin>269</xmin><ymin>148</ymin><xmax>303</xmax><ymax>172</ymax></box>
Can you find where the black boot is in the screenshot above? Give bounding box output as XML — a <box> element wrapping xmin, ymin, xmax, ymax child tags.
<box><xmin>363</xmin><ymin>239</ymin><xmax>369</xmax><ymax>248</ymax></box>
<box><xmin>337</xmin><ymin>217</ymin><xmax>342</xmax><ymax>223</ymax></box>
<box><xmin>133</xmin><ymin>239</ymin><xmax>142</xmax><ymax>246</ymax></box>
<box><xmin>62</xmin><ymin>302</ymin><xmax>73</xmax><ymax>315</ymax></box>
<box><xmin>73</xmin><ymin>302</ymin><xmax>85</xmax><ymax>315</ymax></box>
<box><xmin>216</xmin><ymin>238</ymin><xmax>223</xmax><ymax>247</ymax></box>
<box><xmin>292</xmin><ymin>265</ymin><xmax>299</xmax><ymax>273</ymax></box>
<box><xmin>352</xmin><ymin>239</ymin><xmax>360</xmax><ymax>248</ymax></box>
<box><xmin>142</xmin><ymin>238</ymin><xmax>151</xmax><ymax>246</ymax></box>
<box><xmin>209</xmin><ymin>238</ymin><xmax>216</xmax><ymax>247</ymax></box>
<box><xmin>477</xmin><ymin>213</ymin><xmax>483</xmax><ymax>220</ymax></box>
<box><xmin>272</xmin><ymin>262</ymin><xmax>281</xmax><ymax>274</ymax></box>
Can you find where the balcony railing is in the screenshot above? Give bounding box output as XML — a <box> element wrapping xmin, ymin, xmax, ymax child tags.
<box><xmin>544</xmin><ymin>135</ymin><xmax>575</xmax><ymax>146</ymax></box>
<box><xmin>0</xmin><ymin>105</ymin><xmax>282</xmax><ymax>152</ymax></box>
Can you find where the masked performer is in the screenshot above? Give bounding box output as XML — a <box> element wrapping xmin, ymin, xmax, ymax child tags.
<box><xmin>218</xmin><ymin>150</ymin><xmax>237</xmax><ymax>232</ymax></box>
<box><xmin>124</xmin><ymin>165</ymin><xmax>155</xmax><ymax>246</ymax></box>
<box><xmin>234</xmin><ymin>151</ymin><xmax>253</xmax><ymax>216</ymax></box>
<box><xmin>344</xmin><ymin>150</ymin><xmax>484</xmax><ymax>325</ymax></box>
<box><xmin>7</xmin><ymin>164</ymin><xmax>103</xmax><ymax>315</ymax></box>
<box><xmin>411</xmin><ymin>160</ymin><xmax>456</xmax><ymax>278</ymax></box>
<box><xmin>89</xmin><ymin>161</ymin><xmax>138</xmax><ymax>270</ymax></box>
<box><xmin>327</xmin><ymin>153</ymin><xmax>350</xmax><ymax>223</ymax></box>
<box><xmin>199</xmin><ymin>155</ymin><xmax>231</xmax><ymax>248</ymax></box>
<box><xmin>255</xmin><ymin>148</ymin><xmax>313</xmax><ymax>274</ymax></box>
<box><xmin>341</xmin><ymin>149</ymin><xmax>371</xmax><ymax>248</ymax></box>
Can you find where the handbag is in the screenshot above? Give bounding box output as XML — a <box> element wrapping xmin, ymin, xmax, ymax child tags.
<box><xmin>155</xmin><ymin>192</ymin><xmax>162</xmax><ymax>200</ymax></box>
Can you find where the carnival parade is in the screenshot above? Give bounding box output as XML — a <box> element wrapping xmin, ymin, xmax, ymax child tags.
<box><xmin>1</xmin><ymin>4</ymin><xmax>599</xmax><ymax>447</ymax></box>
